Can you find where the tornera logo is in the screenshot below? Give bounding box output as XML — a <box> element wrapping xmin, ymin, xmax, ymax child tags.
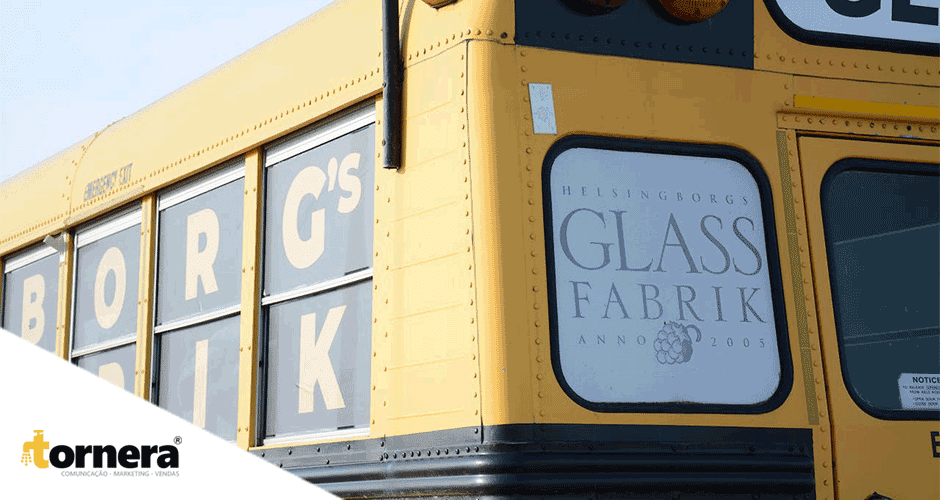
<box><xmin>21</xmin><ymin>430</ymin><xmax>179</xmax><ymax>469</ymax></box>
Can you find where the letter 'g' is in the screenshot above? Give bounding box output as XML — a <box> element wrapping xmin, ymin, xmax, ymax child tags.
<box><xmin>94</xmin><ymin>247</ymin><xmax>127</xmax><ymax>329</ymax></box>
<box><xmin>185</xmin><ymin>209</ymin><xmax>220</xmax><ymax>301</ymax></box>
<box><xmin>21</xmin><ymin>274</ymin><xmax>45</xmax><ymax>344</ymax></box>
<box><xmin>283</xmin><ymin>166</ymin><xmax>327</xmax><ymax>269</ymax></box>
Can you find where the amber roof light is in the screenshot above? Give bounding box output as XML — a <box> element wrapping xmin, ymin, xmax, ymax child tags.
<box><xmin>656</xmin><ymin>0</ymin><xmax>730</xmax><ymax>22</ymax></box>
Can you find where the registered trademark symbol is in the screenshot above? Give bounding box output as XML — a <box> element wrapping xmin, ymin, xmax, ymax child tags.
<box><xmin>174</xmin><ymin>436</ymin><xmax>182</xmax><ymax>445</ymax></box>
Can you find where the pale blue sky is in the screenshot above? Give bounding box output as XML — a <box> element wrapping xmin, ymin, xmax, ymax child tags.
<box><xmin>0</xmin><ymin>0</ymin><xmax>334</xmax><ymax>182</ymax></box>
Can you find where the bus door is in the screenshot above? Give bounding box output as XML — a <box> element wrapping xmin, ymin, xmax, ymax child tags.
<box><xmin>798</xmin><ymin>135</ymin><xmax>939</xmax><ymax>500</ymax></box>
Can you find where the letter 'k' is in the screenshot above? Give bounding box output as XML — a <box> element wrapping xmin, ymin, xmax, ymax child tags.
<box><xmin>298</xmin><ymin>306</ymin><xmax>347</xmax><ymax>413</ymax></box>
<box><xmin>23</xmin><ymin>430</ymin><xmax>50</xmax><ymax>468</ymax></box>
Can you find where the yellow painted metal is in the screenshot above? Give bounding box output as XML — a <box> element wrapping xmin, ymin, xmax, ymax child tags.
<box><xmin>401</xmin><ymin>0</ymin><xmax>513</xmax><ymax>72</ymax></box>
<box><xmin>795</xmin><ymin>96</ymin><xmax>940</xmax><ymax>120</ymax></box>
<box><xmin>754</xmin><ymin>0</ymin><xmax>939</xmax><ymax>87</ymax></box>
<box><xmin>135</xmin><ymin>195</ymin><xmax>156</xmax><ymax>400</ymax></box>
<box><xmin>380</xmin><ymin>43</ymin><xmax>481</xmax><ymax>437</ymax></box>
<box><xmin>777</xmin><ymin>111</ymin><xmax>940</xmax><ymax>142</ymax></box>
<box><xmin>774</xmin><ymin>131</ymin><xmax>819</xmax><ymax>427</ymax></box>
<box><xmin>54</xmin><ymin>233</ymin><xmax>74</xmax><ymax>360</ymax></box>
<box><xmin>774</xmin><ymin>130</ymin><xmax>834</xmax><ymax>497</ymax></box>
<box><xmin>798</xmin><ymin>137</ymin><xmax>940</xmax><ymax>500</ymax></box>
<box><xmin>468</xmin><ymin>41</ymin><xmax>821</xmax><ymax>430</ymax></box>
<box><xmin>0</xmin><ymin>136</ymin><xmax>93</xmax><ymax>255</ymax></box>
<box><xmin>794</xmin><ymin>75</ymin><xmax>940</xmax><ymax>111</ymax></box>
<box><xmin>371</xmin><ymin>96</ymin><xmax>392</xmax><ymax>439</ymax></box>
<box><xmin>236</xmin><ymin>150</ymin><xmax>263</xmax><ymax>449</ymax></box>
<box><xmin>468</xmin><ymin>41</ymin><xmax>535</xmax><ymax>426</ymax></box>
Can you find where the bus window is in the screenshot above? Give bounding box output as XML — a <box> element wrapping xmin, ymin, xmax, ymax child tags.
<box><xmin>821</xmin><ymin>161</ymin><xmax>940</xmax><ymax>417</ymax></box>
<box><xmin>261</xmin><ymin>107</ymin><xmax>374</xmax><ymax>444</ymax></box>
<box><xmin>154</xmin><ymin>160</ymin><xmax>244</xmax><ymax>441</ymax></box>
<box><xmin>2</xmin><ymin>245</ymin><xmax>59</xmax><ymax>354</ymax></box>
<box><xmin>71</xmin><ymin>210</ymin><xmax>142</xmax><ymax>392</ymax></box>
<box><xmin>543</xmin><ymin>137</ymin><xmax>790</xmax><ymax>412</ymax></box>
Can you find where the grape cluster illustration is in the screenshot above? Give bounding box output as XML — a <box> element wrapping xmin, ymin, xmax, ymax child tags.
<box><xmin>653</xmin><ymin>322</ymin><xmax>702</xmax><ymax>365</ymax></box>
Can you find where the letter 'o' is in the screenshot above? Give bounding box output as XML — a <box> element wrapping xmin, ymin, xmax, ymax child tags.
<box><xmin>94</xmin><ymin>246</ymin><xmax>127</xmax><ymax>329</ymax></box>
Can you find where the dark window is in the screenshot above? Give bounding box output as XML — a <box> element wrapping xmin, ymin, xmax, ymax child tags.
<box><xmin>822</xmin><ymin>160</ymin><xmax>939</xmax><ymax>419</ymax></box>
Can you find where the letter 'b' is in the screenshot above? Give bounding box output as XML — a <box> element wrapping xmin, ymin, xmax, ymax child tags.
<box><xmin>21</xmin><ymin>274</ymin><xmax>45</xmax><ymax>344</ymax></box>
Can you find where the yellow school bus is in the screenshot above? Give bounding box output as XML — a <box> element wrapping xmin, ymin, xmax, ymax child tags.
<box><xmin>1</xmin><ymin>1</ymin><xmax>937</xmax><ymax>498</ymax></box>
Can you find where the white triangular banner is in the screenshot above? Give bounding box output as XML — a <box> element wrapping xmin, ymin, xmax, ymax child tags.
<box><xmin>0</xmin><ymin>328</ymin><xmax>335</xmax><ymax>498</ymax></box>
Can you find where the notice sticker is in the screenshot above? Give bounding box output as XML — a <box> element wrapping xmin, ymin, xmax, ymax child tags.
<box><xmin>898</xmin><ymin>373</ymin><xmax>940</xmax><ymax>410</ymax></box>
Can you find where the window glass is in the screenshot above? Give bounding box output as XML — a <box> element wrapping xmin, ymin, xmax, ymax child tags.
<box><xmin>265</xmin><ymin>282</ymin><xmax>371</xmax><ymax>440</ymax></box>
<box><xmin>156</xmin><ymin>178</ymin><xmax>244</xmax><ymax>326</ymax></box>
<box><xmin>822</xmin><ymin>163</ymin><xmax>939</xmax><ymax>415</ymax></box>
<box><xmin>2</xmin><ymin>249</ymin><xmax>59</xmax><ymax>353</ymax></box>
<box><xmin>75</xmin><ymin>343</ymin><xmax>136</xmax><ymax>393</ymax></box>
<box><xmin>157</xmin><ymin>316</ymin><xmax>240</xmax><ymax>440</ymax></box>
<box><xmin>262</xmin><ymin>108</ymin><xmax>374</xmax><ymax>443</ymax></box>
<box><xmin>264</xmin><ymin>124</ymin><xmax>374</xmax><ymax>297</ymax></box>
<box><xmin>545</xmin><ymin>141</ymin><xmax>785</xmax><ymax>409</ymax></box>
<box><xmin>73</xmin><ymin>224</ymin><xmax>140</xmax><ymax>351</ymax></box>
<box><xmin>155</xmin><ymin>163</ymin><xmax>244</xmax><ymax>440</ymax></box>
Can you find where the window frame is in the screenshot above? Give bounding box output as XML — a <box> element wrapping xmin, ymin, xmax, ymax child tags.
<box><xmin>820</xmin><ymin>157</ymin><xmax>939</xmax><ymax>421</ymax></box>
<box><xmin>149</xmin><ymin>158</ymin><xmax>246</xmax><ymax>441</ymax></box>
<box><xmin>69</xmin><ymin>207</ymin><xmax>142</xmax><ymax>360</ymax></box>
<box><xmin>2</xmin><ymin>244</ymin><xmax>60</xmax><ymax>352</ymax></box>
<box><xmin>541</xmin><ymin>135</ymin><xmax>793</xmax><ymax>414</ymax></box>
<box><xmin>258</xmin><ymin>104</ymin><xmax>375</xmax><ymax>446</ymax></box>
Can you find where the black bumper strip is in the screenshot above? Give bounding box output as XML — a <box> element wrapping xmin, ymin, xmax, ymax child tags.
<box><xmin>253</xmin><ymin>423</ymin><xmax>815</xmax><ymax>499</ymax></box>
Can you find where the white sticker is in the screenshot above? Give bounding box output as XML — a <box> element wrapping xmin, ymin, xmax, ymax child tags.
<box><xmin>898</xmin><ymin>373</ymin><xmax>940</xmax><ymax>410</ymax></box>
<box><xmin>528</xmin><ymin>83</ymin><xmax>557</xmax><ymax>135</ymax></box>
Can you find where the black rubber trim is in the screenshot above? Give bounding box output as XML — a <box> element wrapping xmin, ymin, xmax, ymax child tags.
<box><xmin>820</xmin><ymin>157</ymin><xmax>940</xmax><ymax>421</ymax></box>
<box><xmin>540</xmin><ymin>135</ymin><xmax>793</xmax><ymax>415</ymax></box>
<box><xmin>763</xmin><ymin>0</ymin><xmax>939</xmax><ymax>57</ymax></box>
<box><xmin>253</xmin><ymin>423</ymin><xmax>815</xmax><ymax>499</ymax></box>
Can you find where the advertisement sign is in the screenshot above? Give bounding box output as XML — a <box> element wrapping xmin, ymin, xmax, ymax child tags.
<box><xmin>545</xmin><ymin>141</ymin><xmax>785</xmax><ymax>408</ymax></box>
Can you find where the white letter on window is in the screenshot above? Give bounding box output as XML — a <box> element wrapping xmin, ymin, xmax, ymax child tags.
<box><xmin>94</xmin><ymin>247</ymin><xmax>127</xmax><ymax>329</ymax></box>
<box><xmin>20</xmin><ymin>274</ymin><xmax>45</xmax><ymax>344</ymax></box>
<box><xmin>193</xmin><ymin>339</ymin><xmax>209</xmax><ymax>428</ymax></box>
<box><xmin>336</xmin><ymin>153</ymin><xmax>362</xmax><ymax>214</ymax></box>
<box><xmin>298</xmin><ymin>306</ymin><xmax>346</xmax><ymax>413</ymax></box>
<box><xmin>98</xmin><ymin>362</ymin><xmax>125</xmax><ymax>390</ymax></box>
<box><xmin>282</xmin><ymin>166</ymin><xmax>327</xmax><ymax>269</ymax></box>
<box><xmin>185</xmin><ymin>208</ymin><xmax>220</xmax><ymax>300</ymax></box>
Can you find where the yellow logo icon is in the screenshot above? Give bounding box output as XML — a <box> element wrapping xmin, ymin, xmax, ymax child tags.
<box><xmin>22</xmin><ymin>430</ymin><xmax>50</xmax><ymax>468</ymax></box>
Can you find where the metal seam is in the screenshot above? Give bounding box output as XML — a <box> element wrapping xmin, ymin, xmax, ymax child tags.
<box><xmin>776</xmin><ymin>130</ymin><xmax>818</xmax><ymax>426</ymax></box>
